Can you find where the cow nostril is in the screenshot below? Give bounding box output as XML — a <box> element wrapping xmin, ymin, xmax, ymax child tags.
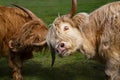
<box><xmin>60</xmin><ymin>43</ymin><xmax>65</xmax><ymax>48</ymax></box>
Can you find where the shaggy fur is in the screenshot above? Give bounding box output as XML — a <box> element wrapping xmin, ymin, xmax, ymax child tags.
<box><xmin>47</xmin><ymin>1</ymin><xmax>120</xmax><ymax>80</ymax></box>
<box><xmin>0</xmin><ymin>5</ymin><xmax>48</xmax><ymax>80</ymax></box>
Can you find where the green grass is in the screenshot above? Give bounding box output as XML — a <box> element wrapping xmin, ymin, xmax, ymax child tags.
<box><xmin>0</xmin><ymin>0</ymin><xmax>119</xmax><ymax>80</ymax></box>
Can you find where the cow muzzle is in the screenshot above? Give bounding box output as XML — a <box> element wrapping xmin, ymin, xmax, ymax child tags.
<box><xmin>56</xmin><ymin>42</ymin><xmax>68</xmax><ymax>57</ymax></box>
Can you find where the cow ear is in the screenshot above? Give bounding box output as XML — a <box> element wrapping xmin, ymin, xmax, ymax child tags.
<box><xmin>72</xmin><ymin>13</ymin><xmax>89</xmax><ymax>28</ymax></box>
<box><xmin>8</xmin><ymin>40</ymin><xmax>20</xmax><ymax>52</ymax></box>
<box><xmin>8</xmin><ymin>40</ymin><xmax>14</xmax><ymax>49</ymax></box>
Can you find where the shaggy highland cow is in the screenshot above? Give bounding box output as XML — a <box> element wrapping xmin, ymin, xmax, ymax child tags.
<box><xmin>0</xmin><ymin>5</ymin><xmax>48</xmax><ymax>80</ymax></box>
<box><xmin>47</xmin><ymin>0</ymin><xmax>120</xmax><ymax>80</ymax></box>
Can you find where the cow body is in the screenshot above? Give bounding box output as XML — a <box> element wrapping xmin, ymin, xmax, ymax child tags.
<box><xmin>0</xmin><ymin>5</ymin><xmax>48</xmax><ymax>80</ymax></box>
<box><xmin>47</xmin><ymin>1</ymin><xmax>120</xmax><ymax>80</ymax></box>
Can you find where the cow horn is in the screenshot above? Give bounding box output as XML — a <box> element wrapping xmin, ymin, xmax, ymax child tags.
<box><xmin>68</xmin><ymin>0</ymin><xmax>77</xmax><ymax>18</ymax></box>
<box><xmin>12</xmin><ymin>4</ymin><xmax>39</xmax><ymax>20</ymax></box>
<box><xmin>50</xmin><ymin>44</ymin><xmax>56</xmax><ymax>67</ymax></box>
<box><xmin>31</xmin><ymin>40</ymin><xmax>46</xmax><ymax>46</ymax></box>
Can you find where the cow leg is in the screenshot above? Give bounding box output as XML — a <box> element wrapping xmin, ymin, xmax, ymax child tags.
<box><xmin>7</xmin><ymin>54</ymin><xmax>23</xmax><ymax>80</ymax></box>
<box><xmin>105</xmin><ymin>59</ymin><xmax>120</xmax><ymax>80</ymax></box>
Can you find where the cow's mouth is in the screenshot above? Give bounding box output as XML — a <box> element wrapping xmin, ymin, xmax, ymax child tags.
<box><xmin>56</xmin><ymin>49</ymin><xmax>69</xmax><ymax>57</ymax></box>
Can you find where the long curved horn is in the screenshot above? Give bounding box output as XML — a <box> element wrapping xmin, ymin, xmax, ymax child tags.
<box><xmin>12</xmin><ymin>4</ymin><xmax>39</xmax><ymax>20</ymax></box>
<box><xmin>68</xmin><ymin>0</ymin><xmax>77</xmax><ymax>18</ymax></box>
<box><xmin>50</xmin><ymin>44</ymin><xmax>56</xmax><ymax>67</ymax></box>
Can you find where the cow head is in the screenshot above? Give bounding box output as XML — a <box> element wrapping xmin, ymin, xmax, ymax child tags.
<box><xmin>8</xmin><ymin>5</ymin><xmax>48</xmax><ymax>52</ymax></box>
<box><xmin>46</xmin><ymin>0</ymin><xmax>90</xmax><ymax>66</ymax></box>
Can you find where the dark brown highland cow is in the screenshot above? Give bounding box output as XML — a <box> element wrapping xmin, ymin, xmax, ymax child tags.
<box><xmin>0</xmin><ymin>5</ymin><xmax>48</xmax><ymax>80</ymax></box>
<box><xmin>47</xmin><ymin>0</ymin><xmax>120</xmax><ymax>80</ymax></box>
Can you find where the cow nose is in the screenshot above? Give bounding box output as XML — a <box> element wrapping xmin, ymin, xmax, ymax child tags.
<box><xmin>56</xmin><ymin>42</ymin><xmax>66</xmax><ymax>54</ymax></box>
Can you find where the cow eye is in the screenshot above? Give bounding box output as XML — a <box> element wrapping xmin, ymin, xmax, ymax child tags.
<box><xmin>64</xmin><ymin>26</ymin><xmax>69</xmax><ymax>31</ymax></box>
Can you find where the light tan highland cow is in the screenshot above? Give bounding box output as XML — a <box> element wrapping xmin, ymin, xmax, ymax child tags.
<box><xmin>47</xmin><ymin>0</ymin><xmax>120</xmax><ymax>80</ymax></box>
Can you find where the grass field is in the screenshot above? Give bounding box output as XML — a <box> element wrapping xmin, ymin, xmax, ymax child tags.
<box><xmin>0</xmin><ymin>0</ymin><xmax>119</xmax><ymax>80</ymax></box>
